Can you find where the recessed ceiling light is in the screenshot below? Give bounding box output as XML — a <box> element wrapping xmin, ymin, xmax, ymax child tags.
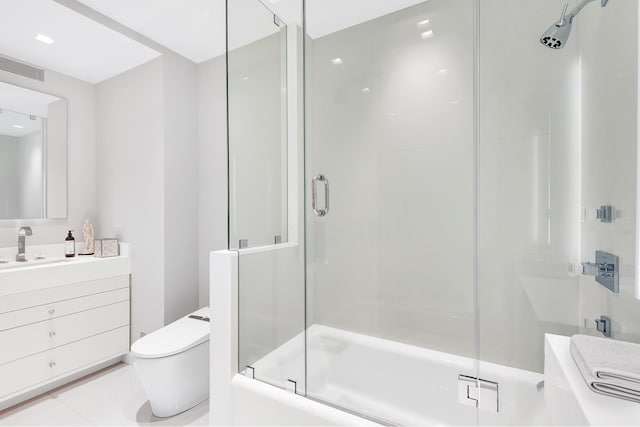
<box><xmin>241</xmin><ymin>77</ymin><xmax>249</xmax><ymax>80</ymax></box>
<box><xmin>361</xmin><ymin>87</ymin><xmax>370</xmax><ymax>93</ymax></box>
<box><xmin>438</xmin><ymin>69</ymin><xmax>448</xmax><ymax>75</ymax></box>
<box><xmin>421</xmin><ymin>30</ymin><xmax>434</xmax><ymax>40</ymax></box>
<box><xmin>331</xmin><ymin>58</ymin><xmax>343</xmax><ymax>65</ymax></box>
<box><xmin>417</xmin><ymin>19</ymin><xmax>430</xmax><ymax>27</ymax></box>
<box><xmin>450</xmin><ymin>100</ymin><xmax>460</xmax><ymax>105</ymax></box>
<box><xmin>35</xmin><ymin>34</ymin><xmax>55</xmax><ymax>44</ymax></box>
<box><xmin>13</xmin><ymin>125</ymin><xmax>23</xmax><ymax>129</ymax></box>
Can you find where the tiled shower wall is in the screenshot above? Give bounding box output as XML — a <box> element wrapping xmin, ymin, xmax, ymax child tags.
<box><xmin>308</xmin><ymin>0</ymin><xmax>584</xmax><ymax>372</ymax></box>
<box><xmin>578</xmin><ymin>0</ymin><xmax>640</xmax><ymax>343</ymax></box>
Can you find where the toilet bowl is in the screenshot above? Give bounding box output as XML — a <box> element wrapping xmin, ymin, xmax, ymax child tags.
<box><xmin>131</xmin><ymin>307</ymin><xmax>210</xmax><ymax>418</ymax></box>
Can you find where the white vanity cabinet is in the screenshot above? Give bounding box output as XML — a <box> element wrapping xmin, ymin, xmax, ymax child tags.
<box><xmin>0</xmin><ymin>247</ymin><xmax>131</xmax><ymax>410</ymax></box>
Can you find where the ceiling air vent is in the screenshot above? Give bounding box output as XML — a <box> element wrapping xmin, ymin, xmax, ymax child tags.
<box><xmin>0</xmin><ymin>56</ymin><xmax>44</xmax><ymax>82</ymax></box>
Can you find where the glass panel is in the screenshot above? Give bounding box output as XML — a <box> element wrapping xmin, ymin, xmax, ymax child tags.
<box><xmin>304</xmin><ymin>1</ymin><xmax>477</xmax><ymax>424</ymax></box>
<box><xmin>231</xmin><ymin>0</ymin><xmax>306</xmax><ymax>393</ymax></box>
<box><xmin>228</xmin><ymin>0</ymin><xmax>289</xmax><ymax>250</ymax></box>
<box><xmin>238</xmin><ymin>246</ymin><xmax>306</xmax><ymax>392</ymax></box>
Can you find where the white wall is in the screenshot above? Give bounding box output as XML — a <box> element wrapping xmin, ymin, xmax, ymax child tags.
<box><xmin>0</xmin><ymin>68</ymin><xmax>95</xmax><ymax>248</ymax></box>
<box><xmin>578</xmin><ymin>0</ymin><xmax>640</xmax><ymax>343</ymax></box>
<box><xmin>96</xmin><ymin>54</ymin><xmax>201</xmax><ymax>338</ymax></box>
<box><xmin>96</xmin><ymin>57</ymin><xmax>166</xmax><ymax>340</ymax></box>
<box><xmin>197</xmin><ymin>54</ymin><xmax>228</xmax><ymax>307</ymax></box>
<box><xmin>0</xmin><ymin>135</ymin><xmax>19</xmax><ymax>219</ymax></box>
<box><xmin>163</xmin><ymin>53</ymin><xmax>199</xmax><ymax>324</ymax></box>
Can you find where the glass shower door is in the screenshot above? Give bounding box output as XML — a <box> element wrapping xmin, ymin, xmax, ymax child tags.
<box><xmin>304</xmin><ymin>0</ymin><xmax>478</xmax><ymax>424</ymax></box>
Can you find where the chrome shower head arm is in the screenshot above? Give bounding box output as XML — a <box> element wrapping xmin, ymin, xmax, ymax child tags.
<box><xmin>567</xmin><ymin>0</ymin><xmax>609</xmax><ymax>21</ymax></box>
<box><xmin>557</xmin><ymin>3</ymin><xmax>569</xmax><ymax>25</ymax></box>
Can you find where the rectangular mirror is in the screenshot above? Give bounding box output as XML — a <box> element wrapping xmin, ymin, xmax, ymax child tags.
<box><xmin>0</xmin><ymin>81</ymin><xmax>67</xmax><ymax>220</ymax></box>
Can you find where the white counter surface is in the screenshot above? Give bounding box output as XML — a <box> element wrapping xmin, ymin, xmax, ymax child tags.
<box><xmin>0</xmin><ymin>243</ymin><xmax>130</xmax><ymax>297</ymax></box>
<box><xmin>544</xmin><ymin>334</ymin><xmax>640</xmax><ymax>426</ymax></box>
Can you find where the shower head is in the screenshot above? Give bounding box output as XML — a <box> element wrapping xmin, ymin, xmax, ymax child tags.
<box><xmin>540</xmin><ymin>11</ymin><xmax>572</xmax><ymax>49</ymax></box>
<box><xmin>540</xmin><ymin>0</ymin><xmax>610</xmax><ymax>49</ymax></box>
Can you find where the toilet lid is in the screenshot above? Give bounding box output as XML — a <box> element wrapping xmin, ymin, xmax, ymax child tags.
<box><xmin>131</xmin><ymin>307</ymin><xmax>210</xmax><ymax>359</ymax></box>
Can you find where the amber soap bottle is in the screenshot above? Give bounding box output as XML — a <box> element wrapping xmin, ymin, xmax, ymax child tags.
<box><xmin>65</xmin><ymin>230</ymin><xmax>75</xmax><ymax>258</ymax></box>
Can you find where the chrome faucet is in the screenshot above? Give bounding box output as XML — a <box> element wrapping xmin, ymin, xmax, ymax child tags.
<box><xmin>16</xmin><ymin>227</ymin><xmax>32</xmax><ymax>262</ymax></box>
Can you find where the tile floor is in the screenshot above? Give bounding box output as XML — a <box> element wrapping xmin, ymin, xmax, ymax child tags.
<box><xmin>0</xmin><ymin>363</ymin><xmax>209</xmax><ymax>426</ymax></box>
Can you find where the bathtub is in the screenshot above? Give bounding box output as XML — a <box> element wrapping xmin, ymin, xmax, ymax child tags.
<box><xmin>242</xmin><ymin>324</ymin><xmax>551</xmax><ymax>426</ymax></box>
<box><xmin>211</xmin><ymin>251</ymin><xmax>549</xmax><ymax>425</ymax></box>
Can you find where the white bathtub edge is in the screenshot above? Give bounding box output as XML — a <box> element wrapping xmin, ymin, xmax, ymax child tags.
<box><xmin>231</xmin><ymin>375</ymin><xmax>379</xmax><ymax>426</ymax></box>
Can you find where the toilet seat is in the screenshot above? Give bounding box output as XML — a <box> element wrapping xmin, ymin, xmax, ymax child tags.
<box><xmin>131</xmin><ymin>307</ymin><xmax>210</xmax><ymax>359</ymax></box>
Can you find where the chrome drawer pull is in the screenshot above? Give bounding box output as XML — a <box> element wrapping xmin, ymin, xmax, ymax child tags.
<box><xmin>48</xmin><ymin>308</ymin><xmax>55</xmax><ymax>315</ymax></box>
<box><xmin>49</xmin><ymin>331</ymin><xmax>56</xmax><ymax>338</ymax></box>
<box><xmin>49</xmin><ymin>362</ymin><xmax>56</xmax><ymax>368</ymax></box>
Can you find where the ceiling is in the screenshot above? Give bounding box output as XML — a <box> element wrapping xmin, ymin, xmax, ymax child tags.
<box><xmin>78</xmin><ymin>0</ymin><xmax>225</xmax><ymax>63</ymax></box>
<box><xmin>0</xmin><ymin>0</ymin><xmax>429</xmax><ymax>84</ymax></box>
<box><xmin>0</xmin><ymin>0</ymin><xmax>160</xmax><ymax>83</ymax></box>
<box><xmin>76</xmin><ymin>0</ymin><xmax>427</xmax><ymax>62</ymax></box>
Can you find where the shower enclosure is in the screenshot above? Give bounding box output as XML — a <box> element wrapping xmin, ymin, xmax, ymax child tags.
<box><xmin>222</xmin><ymin>0</ymin><xmax>639</xmax><ymax>424</ymax></box>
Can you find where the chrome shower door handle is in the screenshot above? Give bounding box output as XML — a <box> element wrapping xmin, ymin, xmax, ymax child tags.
<box><xmin>312</xmin><ymin>174</ymin><xmax>330</xmax><ymax>217</ymax></box>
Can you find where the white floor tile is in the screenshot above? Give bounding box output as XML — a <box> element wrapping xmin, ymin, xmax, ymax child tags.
<box><xmin>0</xmin><ymin>363</ymin><xmax>209</xmax><ymax>427</ymax></box>
<box><xmin>55</xmin><ymin>364</ymin><xmax>144</xmax><ymax>411</ymax></box>
<box><xmin>0</xmin><ymin>395</ymin><xmax>92</xmax><ymax>426</ymax></box>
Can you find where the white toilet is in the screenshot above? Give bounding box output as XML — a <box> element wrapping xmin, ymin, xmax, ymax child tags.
<box><xmin>131</xmin><ymin>307</ymin><xmax>210</xmax><ymax>418</ymax></box>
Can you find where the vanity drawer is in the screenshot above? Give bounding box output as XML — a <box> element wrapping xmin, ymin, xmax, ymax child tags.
<box><xmin>0</xmin><ymin>326</ymin><xmax>129</xmax><ymax>398</ymax></box>
<box><xmin>0</xmin><ymin>301</ymin><xmax>129</xmax><ymax>365</ymax></box>
<box><xmin>0</xmin><ymin>275</ymin><xmax>129</xmax><ymax>314</ymax></box>
<box><xmin>0</xmin><ymin>288</ymin><xmax>129</xmax><ymax>331</ymax></box>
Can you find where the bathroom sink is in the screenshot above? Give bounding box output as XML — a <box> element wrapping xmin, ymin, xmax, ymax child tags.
<box><xmin>0</xmin><ymin>258</ymin><xmax>71</xmax><ymax>270</ymax></box>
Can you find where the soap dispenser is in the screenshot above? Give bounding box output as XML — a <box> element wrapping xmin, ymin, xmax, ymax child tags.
<box><xmin>65</xmin><ymin>230</ymin><xmax>75</xmax><ymax>258</ymax></box>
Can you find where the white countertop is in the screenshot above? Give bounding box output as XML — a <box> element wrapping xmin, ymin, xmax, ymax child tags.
<box><xmin>0</xmin><ymin>243</ymin><xmax>130</xmax><ymax>297</ymax></box>
<box><xmin>545</xmin><ymin>334</ymin><xmax>640</xmax><ymax>425</ymax></box>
